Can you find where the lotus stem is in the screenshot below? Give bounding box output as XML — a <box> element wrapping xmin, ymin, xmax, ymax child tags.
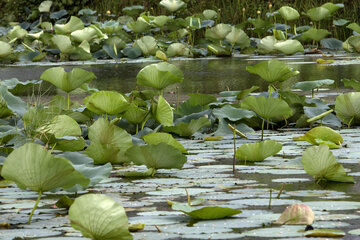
<box><xmin>67</xmin><ymin>93</ymin><xmax>70</xmax><ymax>110</ymax></box>
<box><xmin>261</xmin><ymin>118</ymin><xmax>265</xmax><ymax>141</ymax></box>
<box><xmin>311</xmin><ymin>89</ymin><xmax>314</xmax><ymax>98</ymax></box>
<box><xmin>28</xmin><ymin>191</ymin><xmax>42</xmax><ymax>224</ymax></box>
<box><xmin>268</xmin><ymin>189</ymin><xmax>272</xmax><ymax>209</ymax></box>
<box><xmin>294</xmin><ymin>23</ymin><xmax>297</xmax><ymax>35</ymax></box>
<box><xmin>266</xmin><ymin>118</ymin><xmax>269</xmax><ymax>130</ymax></box>
<box><xmin>277</xmin><ymin>184</ymin><xmax>285</xmax><ymax>199</ymax></box>
<box><xmin>185</xmin><ymin>188</ymin><xmax>191</xmax><ymax>206</ymax></box>
<box><xmin>176</xmin><ymin>87</ymin><xmax>179</xmax><ymax>112</ymax></box>
<box><xmin>285</xmin><ymin>20</ymin><xmax>288</xmax><ymax>39</ymax></box>
<box><xmin>233</xmin><ymin>124</ymin><xmax>236</xmax><ymax>175</ymax></box>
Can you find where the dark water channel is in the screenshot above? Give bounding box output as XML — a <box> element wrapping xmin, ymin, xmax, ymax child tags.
<box><xmin>1</xmin><ymin>55</ymin><xmax>360</xmax><ymax>95</ymax></box>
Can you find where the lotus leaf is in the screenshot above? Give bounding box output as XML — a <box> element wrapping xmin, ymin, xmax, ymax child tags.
<box><xmin>248</xmin><ymin>18</ymin><xmax>274</xmax><ymax>36</ymax></box>
<box><xmin>122</xmin><ymin>5</ymin><xmax>144</xmax><ymax>16</ymax></box>
<box><xmin>39</xmin><ymin>1</ymin><xmax>52</xmax><ymax>12</ymax></box>
<box><xmin>100</xmin><ymin>20</ymin><xmax>121</xmax><ymax>34</ymax></box>
<box><xmin>246</xmin><ymin>60</ymin><xmax>299</xmax><ymax>83</ymax></box>
<box><xmin>171</xmin><ymin>202</ymin><xmax>241</xmax><ymax>220</ymax></box>
<box><xmin>0</xmin><ymin>41</ymin><xmax>12</xmax><ymax>58</ymax></box>
<box><xmin>166</xmin><ymin>43</ymin><xmax>192</xmax><ymax>57</ymax></box>
<box><xmin>347</xmin><ymin>23</ymin><xmax>360</xmax><ymax>34</ymax></box>
<box><xmin>164</xmin><ymin>116</ymin><xmax>211</xmax><ymax>137</ymax></box>
<box><xmin>305</xmin><ymin>7</ymin><xmax>331</xmax><ymax>21</ymax></box>
<box><xmin>291</xmin><ymin>79</ymin><xmax>334</xmax><ymax>91</ymax></box>
<box><xmin>235</xmin><ymin>140</ymin><xmax>282</xmax><ymax>162</ymax></box>
<box><xmin>84</xmin><ymin>91</ymin><xmax>129</xmax><ymax>115</ymax></box>
<box><xmin>348</xmin><ymin>35</ymin><xmax>360</xmax><ymax>52</ymax></box>
<box><xmin>213</xmin><ymin>105</ymin><xmax>255</xmax><ymax>122</ymax></box>
<box><xmin>143</xmin><ymin>132</ymin><xmax>187</xmax><ymax>154</ymax></box>
<box><xmin>126</xmin><ymin>19</ymin><xmax>151</xmax><ymax>33</ymax></box>
<box><xmin>84</xmin><ymin>118</ymin><xmax>133</xmax><ymax>164</ymax></box>
<box><xmin>321</xmin><ymin>2</ymin><xmax>344</xmax><ymax>14</ymax></box>
<box><xmin>126</xmin><ymin>142</ymin><xmax>187</xmax><ymax>170</ymax></box>
<box><xmin>236</xmin><ymin>86</ymin><xmax>260</xmax><ymax>100</ymax></box>
<box><xmin>69</xmin><ymin>194</ymin><xmax>132</xmax><ymax>240</ymax></box>
<box><xmin>184</xmin><ymin>17</ymin><xmax>202</xmax><ymax>30</ymax></box>
<box><xmin>0</xmin><ymin>85</ymin><xmax>27</xmax><ymax>116</ymax></box>
<box><xmin>278</xmin><ymin>6</ymin><xmax>299</xmax><ymax>21</ymax></box>
<box><xmin>274</xmin><ymin>203</ymin><xmax>314</xmax><ymax>225</ymax></box>
<box><xmin>335</xmin><ymin>92</ymin><xmax>360</xmax><ymax>126</ymax></box>
<box><xmin>305</xmin><ymin>229</ymin><xmax>345</xmax><ymax>238</ymax></box>
<box><xmin>203</xmin><ymin>9</ymin><xmax>217</xmax><ymax>20</ymax></box>
<box><xmin>52</xmin><ymin>35</ymin><xmax>75</xmax><ymax>54</ymax></box>
<box><xmin>40</xmin><ymin>67</ymin><xmax>95</xmax><ymax>93</ymax></box>
<box><xmin>302</xmin><ymin>28</ymin><xmax>331</xmax><ymax>42</ymax></box>
<box><xmin>225</xmin><ymin>26</ymin><xmax>250</xmax><ymax>49</ymax></box>
<box><xmin>274</xmin><ymin>40</ymin><xmax>304</xmax><ymax>55</ymax></box>
<box><xmin>123</xmin><ymin>103</ymin><xmax>148</xmax><ymax>125</ymax></box>
<box><xmin>257</xmin><ymin>36</ymin><xmax>277</xmax><ymax>54</ymax></box>
<box><xmin>320</xmin><ymin>38</ymin><xmax>343</xmax><ymax>50</ymax></box>
<box><xmin>159</xmin><ymin>0</ymin><xmax>186</xmax><ymax>12</ymax></box>
<box><xmin>153</xmin><ymin>15</ymin><xmax>170</xmax><ymax>27</ymax></box>
<box><xmin>122</xmin><ymin>46</ymin><xmax>142</xmax><ymax>59</ymax></box>
<box><xmin>105</xmin><ymin>36</ymin><xmax>126</xmax><ymax>50</ymax></box>
<box><xmin>207</xmin><ymin>44</ymin><xmax>232</xmax><ymax>56</ymax></box>
<box><xmin>301</xmin><ymin>145</ymin><xmax>354</xmax><ymax>183</ymax></box>
<box><xmin>54</xmin><ymin>16</ymin><xmax>84</xmax><ymax>34</ymax></box>
<box><xmin>71</xmin><ymin>27</ymin><xmax>98</xmax><ymax>42</ymax></box>
<box><xmin>333</xmin><ymin>19</ymin><xmax>349</xmax><ymax>26</ymax></box>
<box><xmin>187</xmin><ymin>93</ymin><xmax>217</xmax><ymax>106</ymax></box>
<box><xmin>294</xmin><ymin>126</ymin><xmax>342</xmax><ymax>149</ymax></box>
<box><xmin>0</xmin><ymin>78</ymin><xmax>40</xmax><ymax>95</ymax></box>
<box><xmin>50</xmin><ymin>9</ymin><xmax>68</xmax><ymax>19</ymax></box>
<box><xmin>156</xmin><ymin>95</ymin><xmax>173</xmax><ymax>126</ymax></box>
<box><xmin>136</xmin><ymin>62</ymin><xmax>184</xmax><ymax>91</ymax></box>
<box><xmin>27</xmin><ymin>30</ymin><xmax>43</xmax><ymax>40</ymax></box>
<box><xmin>134</xmin><ymin>36</ymin><xmax>157</xmax><ymax>56</ymax></box>
<box><xmin>205</xmin><ymin>23</ymin><xmax>232</xmax><ymax>41</ymax></box>
<box><xmin>8</xmin><ymin>25</ymin><xmax>27</xmax><ymax>40</ymax></box>
<box><xmin>342</xmin><ymin>78</ymin><xmax>360</xmax><ymax>91</ymax></box>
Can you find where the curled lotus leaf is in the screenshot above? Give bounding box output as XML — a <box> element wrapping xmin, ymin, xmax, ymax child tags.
<box><xmin>54</xmin><ymin>16</ymin><xmax>84</xmax><ymax>34</ymax></box>
<box><xmin>305</xmin><ymin>7</ymin><xmax>331</xmax><ymax>22</ymax></box>
<box><xmin>84</xmin><ymin>91</ymin><xmax>129</xmax><ymax>115</ymax></box>
<box><xmin>0</xmin><ymin>41</ymin><xmax>13</xmax><ymax>58</ymax></box>
<box><xmin>159</xmin><ymin>0</ymin><xmax>186</xmax><ymax>12</ymax></box>
<box><xmin>293</xmin><ymin>126</ymin><xmax>343</xmax><ymax>149</ymax></box>
<box><xmin>278</xmin><ymin>6</ymin><xmax>300</xmax><ymax>21</ymax></box>
<box><xmin>335</xmin><ymin>92</ymin><xmax>360</xmax><ymax>126</ymax></box>
<box><xmin>274</xmin><ymin>203</ymin><xmax>315</xmax><ymax>225</ymax></box>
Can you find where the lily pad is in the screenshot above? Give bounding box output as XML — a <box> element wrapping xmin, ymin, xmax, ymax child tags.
<box><xmin>304</xmin><ymin>229</ymin><xmax>345</xmax><ymax>238</ymax></box>
<box><xmin>235</xmin><ymin>140</ymin><xmax>282</xmax><ymax>162</ymax></box>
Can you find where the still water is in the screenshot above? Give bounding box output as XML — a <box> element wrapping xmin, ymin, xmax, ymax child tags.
<box><xmin>1</xmin><ymin>55</ymin><xmax>360</xmax><ymax>94</ymax></box>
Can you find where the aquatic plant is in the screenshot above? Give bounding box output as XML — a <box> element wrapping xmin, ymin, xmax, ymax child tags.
<box><xmin>294</xmin><ymin>126</ymin><xmax>343</xmax><ymax>149</ymax></box>
<box><xmin>274</xmin><ymin>203</ymin><xmax>314</xmax><ymax>225</ymax></box>
<box><xmin>235</xmin><ymin>140</ymin><xmax>282</xmax><ymax>162</ymax></box>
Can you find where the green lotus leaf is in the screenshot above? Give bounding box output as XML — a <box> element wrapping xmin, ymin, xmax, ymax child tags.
<box><xmin>123</xmin><ymin>103</ymin><xmax>148</xmax><ymax>124</ymax></box>
<box><xmin>166</xmin><ymin>43</ymin><xmax>192</xmax><ymax>57</ymax></box>
<box><xmin>100</xmin><ymin>20</ymin><xmax>121</xmax><ymax>34</ymax></box>
<box><xmin>236</xmin><ymin>86</ymin><xmax>260</xmax><ymax>100</ymax></box>
<box><xmin>39</xmin><ymin>0</ymin><xmax>52</xmax><ymax>12</ymax></box>
<box><xmin>342</xmin><ymin>78</ymin><xmax>360</xmax><ymax>91</ymax></box>
<box><xmin>126</xmin><ymin>142</ymin><xmax>187</xmax><ymax>170</ymax></box>
<box><xmin>54</xmin><ymin>16</ymin><xmax>84</xmax><ymax>34</ymax></box>
<box><xmin>0</xmin><ymin>97</ymin><xmax>13</xmax><ymax>118</ymax></box>
<box><xmin>84</xmin><ymin>118</ymin><xmax>133</xmax><ymax>164</ymax></box>
<box><xmin>84</xmin><ymin>91</ymin><xmax>129</xmax><ymax>115</ymax></box>
<box><xmin>153</xmin><ymin>15</ymin><xmax>170</xmax><ymax>27</ymax></box>
<box><xmin>348</xmin><ymin>35</ymin><xmax>360</xmax><ymax>52</ymax></box>
<box><xmin>185</xmin><ymin>17</ymin><xmax>202</xmax><ymax>30</ymax></box>
<box><xmin>38</xmin><ymin>115</ymin><xmax>81</xmax><ymax>138</ymax></box>
<box><xmin>126</xmin><ymin>19</ymin><xmax>151</xmax><ymax>33</ymax></box>
<box><xmin>320</xmin><ymin>38</ymin><xmax>343</xmax><ymax>50</ymax></box>
<box><xmin>207</xmin><ymin>44</ymin><xmax>232</xmax><ymax>56</ymax></box>
<box><xmin>122</xmin><ymin>46</ymin><xmax>142</xmax><ymax>59</ymax></box>
<box><xmin>8</xmin><ymin>25</ymin><xmax>27</xmax><ymax>40</ymax></box>
<box><xmin>1</xmin><ymin>142</ymin><xmax>89</xmax><ymax>192</ymax></box>
<box><xmin>274</xmin><ymin>40</ymin><xmax>304</xmax><ymax>55</ymax></box>
<box><xmin>333</xmin><ymin>19</ymin><xmax>349</xmax><ymax>26</ymax></box>
<box><xmin>291</xmin><ymin>79</ymin><xmax>334</xmax><ymax>91</ymax></box>
<box><xmin>248</xmin><ymin>18</ymin><xmax>274</xmax><ymax>36</ymax></box>
<box><xmin>0</xmin><ymin>85</ymin><xmax>27</xmax><ymax>116</ymax></box>
<box><xmin>143</xmin><ymin>132</ymin><xmax>187</xmax><ymax>154</ymax></box>
<box><xmin>305</xmin><ymin>7</ymin><xmax>331</xmax><ymax>21</ymax></box>
<box><xmin>235</xmin><ymin>140</ymin><xmax>282</xmax><ymax>162</ymax></box>
<box><xmin>203</xmin><ymin>9</ymin><xmax>217</xmax><ymax>20</ymax></box>
<box><xmin>278</xmin><ymin>6</ymin><xmax>300</xmax><ymax>21</ymax></box>
<box><xmin>205</xmin><ymin>23</ymin><xmax>232</xmax><ymax>41</ymax></box>
<box><xmin>159</xmin><ymin>0</ymin><xmax>186</xmax><ymax>12</ymax></box>
<box><xmin>187</xmin><ymin>93</ymin><xmax>217</xmax><ymax>106</ymax></box>
<box><xmin>71</xmin><ymin>27</ymin><xmax>98</xmax><ymax>42</ymax></box>
<box><xmin>335</xmin><ymin>92</ymin><xmax>360</xmax><ymax>126</ymax></box>
<box><xmin>122</xmin><ymin>5</ymin><xmax>144</xmax><ymax>16</ymax></box>
<box><xmin>294</xmin><ymin>126</ymin><xmax>343</xmax><ymax>149</ymax></box>
<box><xmin>0</xmin><ymin>41</ymin><xmax>12</xmax><ymax>58</ymax></box>
<box><xmin>321</xmin><ymin>2</ymin><xmax>344</xmax><ymax>14</ymax></box>
<box><xmin>246</xmin><ymin>60</ymin><xmax>299</xmax><ymax>83</ymax></box>
<box><xmin>302</xmin><ymin>28</ymin><xmax>331</xmax><ymax>42</ymax></box>
<box><xmin>136</xmin><ymin>62</ymin><xmax>184</xmax><ymax>91</ymax></box>
<box><xmin>305</xmin><ymin>229</ymin><xmax>345</xmax><ymax>238</ymax></box>
<box><xmin>52</xmin><ymin>35</ymin><xmax>75</xmax><ymax>54</ymax></box>
<box><xmin>347</xmin><ymin>23</ymin><xmax>360</xmax><ymax>34</ymax></box>
<box><xmin>69</xmin><ymin>194</ymin><xmax>132</xmax><ymax>240</ymax></box>
<box><xmin>163</xmin><ymin>117</ymin><xmax>211</xmax><ymax>137</ymax></box>
<box><xmin>0</xmin><ymin>78</ymin><xmax>41</xmax><ymax>95</ymax></box>
<box><xmin>257</xmin><ymin>36</ymin><xmax>277</xmax><ymax>54</ymax></box>
<box><xmin>301</xmin><ymin>145</ymin><xmax>354</xmax><ymax>183</ymax></box>
<box><xmin>225</xmin><ymin>26</ymin><xmax>250</xmax><ymax>49</ymax></box>
<box><xmin>213</xmin><ymin>105</ymin><xmax>255</xmax><ymax>122</ymax></box>
<box><xmin>274</xmin><ymin>203</ymin><xmax>315</xmax><ymax>225</ymax></box>
<box><xmin>40</xmin><ymin>67</ymin><xmax>95</xmax><ymax>93</ymax></box>
<box><xmin>155</xmin><ymin>96</ymin><xmax>173</xmax><ymax>126</ymax></box>
<box><xmin>342</xmin><ymin>37</ymin><xmax>354</xmax><ymax>52</ymax></box>
<box><xmin>134</xmin><ymin>36</ymin><xmax>157</xmax><ymax>56</ymax></box>
<box><xmin>241</xmin><ymin>96</ymin><xmax>293</xmax><ymax>120</ymax></box>
<box><xmin>171</xmin><ymin>202</ymin><xmax>241</xmax><ymax>220</ymax></box>
<box><xmin>105</xmin><ymin>36</ymin><xmax>126</xmax><ymax>50</ymax></box>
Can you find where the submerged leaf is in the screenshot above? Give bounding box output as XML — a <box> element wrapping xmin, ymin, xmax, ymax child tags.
<box><xmin>235</xmin><ymin>140</ymin><xmax>282</xmax><ymax>162</ymax></box>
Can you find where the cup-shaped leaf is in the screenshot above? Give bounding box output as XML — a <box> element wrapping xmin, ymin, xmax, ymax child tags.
<box><xmin>305</xmin><ymin>7</ymin><xmax>331</xmax><ymax>21</ymax></box>
<box><xmin>294</xmin><ymin>126</ymin><xmax>343</xmax><ymax>149</ymax></box>
<box><xmin>136</xmin><ymin>62</ymin><xmax>184</xmax><ymax>91</ymax></box>
<box><xmin>159</xmin><ymin>0</ymin><xmax>186</xmax><ymax>12</ymax></box>
<box><xmin>292</xmin><ymin>79</ymin><xmax>334</xmax><ymax>91</ymax></box>
<box><xmin>348</xmin><ymin>35</ymin><xmax>360</xmax><ymax>52</ymax></box>
<box><xmin>205</xmin><ymin>23</ymin><xmax>232</xmax><ymax>41</ymax></box>
<box><xmin>166</xmin><ymin>43</ymin><xmax>192</xmax><ymax>57</ymax></box>
<box><xmin>163</xmin><ymin>117</ymin><xmax>211</xmax><ymax>137</ymax></box>
<box><xmin>54</xmin><ymin>16</ymin><xmax>84</xmax><ymax>34</ymax></box>
<box><xmin>0</xmin><ymin>41</ymin><xmax>12</xmax><ymax>58</ymax></box>
<box><xmin>84</xmin><ymin>118</ymin><xmax>133</xmax><ymax>164</ymax></box>
<box><xmin>84</xmin><ymin>91</ymin><xmax>129</xmax><ymax>115</ymax></box>
<box><xmin>225</xmin><ymin>26</ymin><xmax>250</xmax><ymax>49</ymax></box>
<box><xmin>235</xmin><ymin>140</ymin><xmax>282</xmax><ymax>162</ymax></box>
<box><xmin>126</xmin><ymin>19</ymin><xmax>151</xmax><ymax>33</ymax></box>
<box><xmin>40</xmin><ymin>67</ymin><xmax>96</xmax><ymax>93</ymax></box>
<box><xmin>52</xmin><ymin>35</ymin><xmax>76</xmax><ymax>54</ymax></box>
<box><xmin>301</xmin><ymin>145</ymin><xmax>354</xmax><ymax>183</ymax></box>
<box><xmin>123</xmin><ymin>103</ymin><xmax>148</xmax><ymax>124</ymax></box>
<box><xmin>274</xmin><ymin>203</ymin><xmax>314</xmax><ymax>225</ymax></box>
<box><xmin>143</xmin><ymin>132</ymin><xmax>187</xmax><ymax>154</ymax></box>
<box><xmin>335</xmin><ymin>92</ymin><xmax>360</xmax><ymax>126</ymax></box>
<box><xmin>203</xmin><ymin>9</ymin><xmax>217</xmax><ymax>20</ymax></box>
<box><xmin>187</xmin><ymin>93</ymin><xmax>217</xmax><ymax>107</ymax></box>
<box><xmin>8</xmin><ymin>25</ymin><xmax>27</xmax><ymax>40</ymax></box>
<box><xmin>278</xmin><ymin>6</ymin><xmax>300</xmax><ymax>21</ymax></box>
<box><xmin>71</xmin><ymin>27</ymin><xmax>98</xmax><ymax>42</ymax></box>
<box><xmin>39</xmin><ymin>1</ymin><xmax>52</xmax><ymax>12</ymax></box>
<box><xmin>69</xmin><ymin>194</ymin><xmax>132</xmax><ymax>240</ymax></box>
<box><xmin>156</xmin><ymin>96</ymin><xmax>173</xmax><ymax>126</ymax></box>
<box><xmin>257</xmin><ymin>36</ymin><xmax>277</xmax><ymax>54</ymax></box>
<box><xmin>342</xmin><ymin>78</ymin><xmax>360</xmax><ymax>91</ymax></box>
<box><xmin>302</xmin><ymin>28</ymin><xmax>331</xmax><ymax>42</ymax></box>
<box><xmin>321</xmin><ymin>2</ymin><xmax>344</xmax><ymax>14</ymax></box>
<box><xmin>274</xmin><ymin>40</ymin><xmax>304</xmax><ymax>55</ymax></box>
<box><xmin>134</xmin><ymin>36</ymin><xmax>158</xmax><ymax>56</ymax></box>
<box><xmin>246</xmin><ymin>60</ymin><xmax>299</xmax><ymax>83</ymax></box>
<box><xmin>241</xmin><ymin>96</ymin><xmax>293</xmax><ymax>121</ymax></box>
<box><xmin>125</xmin><ymin>142</ymin><xmax>187</xmax><ymax>170</ymax></box>
<box><xmin>347</xmin><ymin>23</ymin><xmax>360</xmax><ymax>34</ymax></box>
<box><xmin>1</xmin><ymin>143</ymin><xmax>89</xmax><ymax>192</ymax></box>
